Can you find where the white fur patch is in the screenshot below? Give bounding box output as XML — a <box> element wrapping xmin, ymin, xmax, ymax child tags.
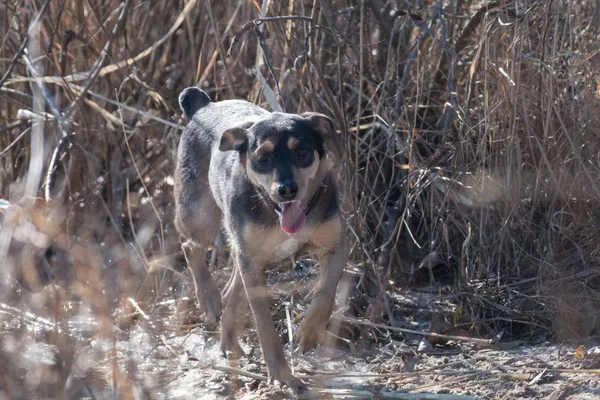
<box><xmin>244</xmin><ymin>224</ymin><xmax>314</xmax><ymax>264</ymax></box>
<box><xmin>272</xmin><ymin>230</ymin><xmax>309</xmax><ymax>261</ymax></box>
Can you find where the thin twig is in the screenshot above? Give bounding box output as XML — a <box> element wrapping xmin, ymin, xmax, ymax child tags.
<box><xmin>432</xmin><ymin>1</ymin><xmax>500</xmax><ymax>90</ymax></box>
<box><xmin>205</xmin><ymin>0</ymin><xmax>235</xmax><ymax>99</ymax></box>
<box><xmin>211</xmin><ymin>365</ymin><xmax>268</xmax><ymax>382</ymax></box>
<box><xmin>318</xmin><ymin>0</ymin><xmax>348</xmax><ymax>135</ymax></box>
<box><xmin>254</xmin><ymin>25</ymin><xmax>287</xmax><ymax>111</ymax></box>
<box><xmin>341</xmin><ymin>317</ymin><xmax>494</xmax><ymax>344</ymax></box>
<box><xmin>256</xmin><ymin>15</ymin><xmax>313</xmax><ymax>24</ymax></box>
<box><xmin>228</xmin><ymin>16</ymin><xmax>313</xmax><ymax>57</ymax></box>
<box><xmin>227</xmin><ymin>18</ymin><xmax>288</xmax><ymax>110</ymax></box>
<box><xmin>436</xmin><ymin>5</ymin><xmax>457</xmax><ymax>131</ymax></box>
<box><xmin>306</xmin><ymin>389</ymin><xmax>487</xmax><ymax>400</ymax></box>
<box><xmin>0</xmin><ymin>0</ymin><xmax>51</xmax><ymax>90</ymax></box>
<box><xmin>0</xmin><ymin>127</ymin><xmax>31</xmax><ymax>156</ymax></box>
<box><xmin>57</xmin><ymin>30</ymin><xmax>76</xmax><ymax>76</ymax></box>
<box><xmin>3</xmin><ymin>0</ymin><xmax>199</xmax><ymax>86</ymax></box>
<box><xmin>500</xmin><ymin>364</ymin><xmax>600</xmax><ymax>375</ymax></box>
<box><xmin>43</xmin><ymin>137</ymin><xmax>72</xmax><ymax>200</ymax></box>
<box><xmin>42</xmin><ymin>0</ymin><xmax>131</xmax><ymax>200</ymax></box>
<box><xmin>63</xmin><ymin>0</ymin><xmax>131</xmax><ymax>121</ymax></box>
<box><xmin>197</xmin><ymin>2</ymin><xmax>242</xmax><ymax>84</ymax></box>
<box><xmin>0</xmin><ymin>36</ymin><xmax>29</xmax><ymax>91</ymax></box>
<box><xmin>70</xmin><ymin>83</ymin><xmax>182</xmax><ymax>129</ymax></box>
<box><xmin>0</xmin><ymin>120</ymin><xmax>27</xmax><ymax>133</ymax></box>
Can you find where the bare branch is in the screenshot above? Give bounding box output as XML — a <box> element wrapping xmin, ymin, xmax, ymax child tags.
<box><xmin>63</xmin><ymin>0</ymin><xmax>131</xmax><ymax>121</ymax></box>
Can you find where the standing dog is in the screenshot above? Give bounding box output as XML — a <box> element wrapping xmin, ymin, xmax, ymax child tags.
<box><xmin>174</xmin><ymin>87</ymin><xmax>347</xmax><ymax>393</ymax></box>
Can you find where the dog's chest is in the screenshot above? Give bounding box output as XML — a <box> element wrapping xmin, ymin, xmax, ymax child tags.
<box><xmin>272</xmin><ymin>233</ymin><xmax>308</xmax><ymax>261</ymax></box>
<box><xmin>245</xmin><ymin>225</ymin><xmax>313</xmax><ymax>264</ymax></box>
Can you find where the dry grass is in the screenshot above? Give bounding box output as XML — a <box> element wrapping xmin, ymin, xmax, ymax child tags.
<box><xmin>1</xmin><ymin>0</ymin><xmax>600</xmax><ymax>397</ymax></box>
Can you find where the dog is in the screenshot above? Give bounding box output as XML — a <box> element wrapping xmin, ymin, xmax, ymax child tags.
<box><xmin>174</xmin><ymin>87</ymin><xmax>347</xmax><ymax>393</ymax></box>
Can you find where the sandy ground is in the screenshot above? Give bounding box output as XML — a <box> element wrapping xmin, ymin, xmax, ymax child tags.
<box><xmin>2</xmin><ymin>283</ymin><xmax>599</xmax><ymax>399</ymax></box>
<box><xmin>151</xmin><ymin>327</ymin><xmax>600</xmax><ymax>400</ymax></box>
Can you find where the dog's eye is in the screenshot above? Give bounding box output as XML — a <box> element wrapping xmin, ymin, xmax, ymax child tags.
<box><xmin>296</xmin><ymin>147</ymin><xmax>309</xmax><ymax>159</ymax></box>
<box><xmin>256</xmin><ymin>153</ymin><xmax>270</xmax><ymax>164</ymax></box>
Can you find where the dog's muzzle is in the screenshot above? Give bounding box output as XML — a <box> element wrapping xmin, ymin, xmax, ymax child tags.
<box><xmin>277</xmin><ymin>181</ymin><xmax>298</xmax><ymax>201</ymax></box>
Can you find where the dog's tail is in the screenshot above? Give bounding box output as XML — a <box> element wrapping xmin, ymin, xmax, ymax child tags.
<box><xmin>179</xmin><ymin>87</ymin><xmax>211</xmax><ymax>120</ymax></box>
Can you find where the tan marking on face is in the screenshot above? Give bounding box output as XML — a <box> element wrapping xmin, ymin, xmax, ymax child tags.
<box><xmin>256</xmin><ymin>140</ymin><xmax>274</xmax><ymax>153</ymax></box>
<box><xmin>246</xmin><ymin>163</ymin><xmax>276</xmax><ymax>196</ymax></box>
<box><xmin>287</xmin><ymin>136</ymin><xmax>300</xmax><ymax>150</ymax></box>
<box><xmin>257</xmin><ymin>134</ymin><xmax>281</xmax><ymax>153</ymax></box>
<box><xmin>292</xmin><ymin>151</ymin><xmax>320</xmax><ymax>201</ymax></box>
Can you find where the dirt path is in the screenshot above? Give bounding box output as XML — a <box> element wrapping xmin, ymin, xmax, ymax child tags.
<box><xmin>2</xmin><ymin>294</ymin><xmax>599</xmax><ymax>399</ymax></box>
<box><xmin>154</xmin><ymin>326</ymin><xmax>600</xmax><ymax>399</ymax></box>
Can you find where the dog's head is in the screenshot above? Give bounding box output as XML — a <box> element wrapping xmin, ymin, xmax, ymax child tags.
<box><xmin>219</xmin><ymin>112</ymin><xmax>339</xmax><ymax>234</ymax></box>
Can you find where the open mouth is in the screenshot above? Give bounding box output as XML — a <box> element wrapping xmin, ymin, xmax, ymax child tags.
<box><xmin>272</xmin><ymin>200</ymin><xmax>306</xmax><ymax>234</ymax></box>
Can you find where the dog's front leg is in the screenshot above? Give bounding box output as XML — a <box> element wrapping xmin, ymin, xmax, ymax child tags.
<box><xmin>298</xmin><ymin>221</ymin><xmax>347</xmax><ymax>353</ymax></box>
<box><xmin>236</xmin><ymin>252</ymin><xmax>306</xmax><ymax>394</ymax></box>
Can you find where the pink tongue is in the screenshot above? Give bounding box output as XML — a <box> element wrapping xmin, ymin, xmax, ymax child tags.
<box><xmin>279</xmin><ymin>202</ymin><xmax>306</xmax><ymax>234</ymax></box>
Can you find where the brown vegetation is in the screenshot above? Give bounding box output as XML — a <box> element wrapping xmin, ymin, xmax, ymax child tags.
<box><xmin>1</xmin><ymin>0</ymin><xmax>600</xmax><ymax>398</ymax></box>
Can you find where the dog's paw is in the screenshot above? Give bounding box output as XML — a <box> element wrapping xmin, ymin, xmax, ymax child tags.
<box><xmin>297</xmin><ymin>312</ymin><xmax>328</xmax><ymax>353</ymax></box>
<box><xmin>219</xmin><ymin>336</ymin><xmax>245</xmax><ymax>360</ymax></box>
<box><xmin>268</xmin><ymin>366</ymin><xmax>307</xmax><ymax>395</ymax></box>
<box><xmin>195</xmin><ymin>277</ymin><xmax>222</xmax><ymax>325</ymax></box>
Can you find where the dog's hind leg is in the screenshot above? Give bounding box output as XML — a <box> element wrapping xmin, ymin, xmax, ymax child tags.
<box><xmin>219</xmin><ymin>264</ymin><xmax>246</xmax><ymax>359</ymax></box>
<box><xmin>182</xmin><ymin>242</ymin><xmax>222</xmax><ymax>325</ymax></box>
<box><xmin>177</xmin><ymin>193</ymin><xmax>223</xmax><ymax>325</ymax></box>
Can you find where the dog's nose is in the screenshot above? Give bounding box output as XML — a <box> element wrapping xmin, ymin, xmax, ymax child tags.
<box><xmin>277</xmin><ymin>181</ymin><xmax>298</xmax><ymax>200</ymax></box>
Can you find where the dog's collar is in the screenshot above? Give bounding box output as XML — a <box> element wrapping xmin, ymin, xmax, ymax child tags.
<box><xmin>303</xmin><ymin>183</ymin><xmax>326</xmax><ymax>216</ymax></box>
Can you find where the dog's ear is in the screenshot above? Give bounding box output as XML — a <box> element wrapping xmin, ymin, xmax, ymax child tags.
<box><xmin>219</xmin><ymin>127</ymin><xmax>248</xmax><ymax>152</ymax></box>
<box><xmin>219</xmin><ymin>119</ymin><xmax>261</xmax><ymax>152</ymax></box>
<box><xmin>302</xmin><ymin>112</ymin><xmax>342</xmax><ymax>164</ymax></box>
<box><xmin>179</xmin><ymin>87</ymin><xmax>211</xmax><ymax>120</ymax></box>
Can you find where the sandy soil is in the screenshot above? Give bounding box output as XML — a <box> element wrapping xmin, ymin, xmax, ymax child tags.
<box><xmin>2</xmin><ymin>282</ymin><xmax>599</xmax><ymax>399</ymax></box>
<box><xmin>149</xmin><ymin>327</ymin><xmax>600</xmax><ymax>400</ymax></box>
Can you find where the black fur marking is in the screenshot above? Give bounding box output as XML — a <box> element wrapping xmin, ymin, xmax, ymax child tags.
<box><xmin>306</xmin><ymin>174</ymin><xmax>339</xmax><ymax>224</ymax></box>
